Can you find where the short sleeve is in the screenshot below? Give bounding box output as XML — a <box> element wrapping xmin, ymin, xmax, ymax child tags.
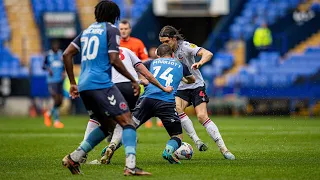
<box><xmin>183</xmin><ymin>41</ymin><xmax>202</xmax><ymax>56</ymax></box>
<box><xmin>142</xmin><ymin>60</ymin><xmax>153</xmax><ymax>70</ymax></box>
<box><xmin>182</xmin><ymin>62</ymin><xmax>192</xmax><ymax>77</ymax></box>
<box><xmin>71</xmin><ymin>32</ymin><xmax>82</xmax><ymax>51</ymax></box>
<box><xmin>127</xmin><ymin>48</ymin><xmax>142</xmax><ymax>67</ymax></box>
<box><xmin>107</xmin><ymin>23</ymin><xmax>120</xmax><ymax>53</ymax></box>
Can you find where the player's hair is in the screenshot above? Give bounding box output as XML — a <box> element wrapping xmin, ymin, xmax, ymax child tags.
<box><xmin>157</xmin><ymin>44</ymin><xmax>173</xmax><ymax>57</ymax></box>
<box><xmin>119</xmin><ymin>19</ymin><xmax>131</xmax><ymax>28</ymax></box>
<box><xmin>159</xmin><ymin>25</ymin><xmax>184</xmax><ymax>40</ymax></box>
<box><xmin>94</xmin><ymin>0</ymin><xmax>120</xmax><ymax>24</ymax></box>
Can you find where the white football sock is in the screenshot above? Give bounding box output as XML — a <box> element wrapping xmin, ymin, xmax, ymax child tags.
<box><xmin>179</xmin><ymin>112</ymin><xmax>201</xmax><ymax>143</ymax></box>
<box><xmin>126</xmin><ymin>154</ymin><xmax>136</xmax><ymax>169</ymax></box>
<box><xmin>83</xmin><ymin>119</ymin><xmax>100</xmax><ymax>141</ymax></box>
<box><xmin>202</xmin><ymin>118</ymin><xmax>227</xmax><ymax>152</ymax></box>
<box><xmin>110</xmin><ymin>124</ymin><xmax>123</xmax><ymax>146</ymax></box>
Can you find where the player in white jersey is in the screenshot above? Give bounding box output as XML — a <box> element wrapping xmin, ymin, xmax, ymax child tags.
<box><xmin>159</xmin><ymin>26</ymin><xmax>235</xmax><ymax>160</ymax></box>
<box><xmin>81</xmin><ymin>46</ymin><xmax>172</xmax><ymax>163</ymax></box>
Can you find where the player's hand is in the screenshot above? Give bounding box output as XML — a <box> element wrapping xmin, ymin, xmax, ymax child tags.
<box><xmin>69</xmin><ymin>84</ymin><xmax>79</xmax><ymax>99</ymax></box>
<box><xmin>140</xmin><ymin>79</ymin><xmax>149</xmax><ymax>86</ymax></box>
<box><xmin>191</xmin><ymin>62</ymin><xmax>203</xmax><ymax>70</ymax></box>
<box><xmin>131</xmin><ymin>81</ymin><xmax>140</xmax><ymax>96</ymax></box>
<box><xmin>163</xmin><ymin>86</ymin><xmax>174</xmax><ymax>93</ymax></box>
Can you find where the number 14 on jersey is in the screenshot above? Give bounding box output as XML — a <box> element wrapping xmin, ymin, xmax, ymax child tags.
<box><xmin>153</xmin><ymin>66</ymin><xmax>173</xmax><ymax>86</ymax></box>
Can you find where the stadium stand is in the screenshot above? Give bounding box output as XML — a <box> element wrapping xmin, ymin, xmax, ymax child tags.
<box><xmin>288</xmin><ymin>30</ymin><xmax>320</xmax><ymax>54</ymax></box>
<box><xmin>112</xmin><ymin>0</ymin><xmax>152</xmax><ymax>25</ymax></box>
<box><xmin>230</xmin><ymin>0</ymin><xmax>300</xmax><ymax>40</ymax></box>
<box><xmin>211</xmin><ymin>0</ymin><xmax>306</xmax><ymax>88</ymax></box>
<box><xmin>4</xmin><ymin>0</ymin><xmax>41</xmax><ymax>65</ymax></box>
<box><xmin>76</xmin><ymin>0</ymin><xmax>99</xmax><ymax>29</ymax></box>
<box><xmin>0</xmin><ymin>0</ymin><xmax>10</xmax><ymax>43</ymax></box>
<box><xmin>31</xmin><ymin>0</ymin><xmax>77</xmax><ymax>24</ymax></box>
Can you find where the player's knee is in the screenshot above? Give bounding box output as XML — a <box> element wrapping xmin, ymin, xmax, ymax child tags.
<box><xmin>196</xmin><ymin>113</ymin><xmax>208</xmax><ymax>123</ymax></box>
<box><xmin>175</xmin><ymin>105</ymin><xmax>184</xmax><ymax>114</ymax></box>
<box><xmin>54</xmin><ymin>99</ymin><xmax>63</xmax><ymax>107</ymax></box>
<box><xmin>117</xmin><ymin>116</ymin><xmax>136</xmax><ymax>128</ymax></box>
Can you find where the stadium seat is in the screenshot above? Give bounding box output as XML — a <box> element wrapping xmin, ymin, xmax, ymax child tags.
<box><xmin>31</xmin><ymin>0</ymin><xmax>77</xmax><ymax>23</ymax></box>
<box><xmin>229</xmin><ymin>0</ymin><xmax>298</xmax><ymax>40</ymax></box>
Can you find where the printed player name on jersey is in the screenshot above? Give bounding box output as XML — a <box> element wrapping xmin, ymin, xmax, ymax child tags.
<box><xmin>83</xmin><ymin>28</ymin><xmax>104</xmax><ymax>35</ymax></box>
<box><xmin>153</xmin><ymin>59</ymin><xmax>181</xmax><ymax>68</ymax></box>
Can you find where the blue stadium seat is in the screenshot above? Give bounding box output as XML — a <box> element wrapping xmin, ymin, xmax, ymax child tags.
<box><xmin>230</xmin><ymin>24</ymin><xmax>242</xmax><ymax>39</ymax></box>
<box><xmin>31</xmin><ymin>0</ymin><xmax>77</xmax><ymax>23</ymax></box>
<box><xmin>305</xmin><ymin>47</ymin><xmax>320</xmax><ymax>53</ymax></box>
<box><xmin>0</xmin><ymin>0</ymin><xmax>10</xmax><ymax>41</ymax></box>
<box><xmin>253</xmin><ymin>74</ymin><xmax>269</xmax><ymax>87</ymax></box>
<box><xmin>243</xmin><ymin>24</ymin><xmax>255</xmax><ymax>40</ymax></box>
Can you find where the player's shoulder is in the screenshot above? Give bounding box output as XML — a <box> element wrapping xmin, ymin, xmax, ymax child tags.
<box><xmin>106</xmin><ymin>22</ymin><xmax>117</xmax><ymax>29</ymax></box>
<box><xmin>180</xmin><ymin>40</ymin><xmax>198</xmax><ymax>49</ymax></box>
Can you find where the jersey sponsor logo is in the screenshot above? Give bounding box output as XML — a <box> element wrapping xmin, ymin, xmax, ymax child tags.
<box><xmin>108</xmin><ymin>95</ymin><xmax>116</xmax><ymax>105</ymax></box>
<box><xmin>119</xmin><ymin>102</ymin><xmax>128</xmax><ymax>111</ymax></box>
<box><xmin>189</xmin><ymin>43</ymin><xmax>197</xmax><ymax>48</ymax></box>
<box><xmin>51</xmin><ymin>61</ymin><xmax>63</xmax><ymax>67</ymax></box>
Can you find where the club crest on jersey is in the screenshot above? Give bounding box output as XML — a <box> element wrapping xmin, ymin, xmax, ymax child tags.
<box><xmin>119</xmin><ymin>102</ymin><xmax>128</xmax><ymax>111</ymax></box>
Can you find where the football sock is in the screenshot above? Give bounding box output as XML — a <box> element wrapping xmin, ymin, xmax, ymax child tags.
<box><xmin>165</xmin><ymin>137</ymin><xmax>182</xmax><ymax>154</ymax></box>
<box><xmin>70</xmin><ymin>126</ymin><xmax>106</xmax><ymax>162</ymax></box>
<box><xmin>110</xmin><ymin>123</ymin><xmax>123</xmax><ymax>147</ymax></box>
<box><xmin>51</xmin><ymin>107</ymin><xmax>58</xmax><ymax>122</ymax></box>
<box><xmin>179</xmin><ymin>112</ymin><xmax>201</xmax><ymax>143</ymax></box>
<box><xmin>122</xmin><ymin>125</ymin><xmax>137</xmax><ymax>169</ymax></box>
<box><xmin>83</xmin><ymin>119</ymin><xmax>100</xmax><ymax>141</ymax></box>
<box><xmin>202</xmin><ymin>118</ymin><xmax>227</xmax><ymax>152</ymax></box>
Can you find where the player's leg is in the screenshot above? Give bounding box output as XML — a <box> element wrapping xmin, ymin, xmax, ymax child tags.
<box><xmin>101</xmin><ymin>97</ymin><xmax>153</xmax><ymax>165</ymax></box>
<box><xmin>52</xmin><ymin>82</ymin><xmax>64</xmax><ymax>128</ymax></box>
<box><xmin>175</xmin><ymin>91</ymin><xmax>207</xmax><ymax>151</ymax></box>
<box><xmin>156</xmin><ymin>101</ymin><xmax>183</xmax><ymax>164</ymax></box>
<box><xmin>192</xmin><ymin>87</ymin><xmax>235</xmax><ymax>160</ymax></box>
<box><xmin>83</xmin><ymin>82</ymin><xmax>138</xmax><ymax>143</ymax></box>
<box><xmin>100</xmin><ymin>86</ymin><xmax>151</xmax><ymax>175</ymax></box>
<box><xmin>62</xmin><ymin>89</ymin><xmax>110</xmax><ymax>174</ymax></box>
<box><xmin>44</xmin><ymin>83</ymin><xmax>55</xmax><ymax>127</ymax></box>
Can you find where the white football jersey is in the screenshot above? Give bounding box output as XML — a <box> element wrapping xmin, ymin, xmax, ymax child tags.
<box><xmin>174</xmin><ymin>40</ymin><xmax>205</xmax><ymax>90</ymax></box>
<box><xmin>112</xmin><ymin>47</ymin><xmax>141</xmax><ymax>83</ymax></box>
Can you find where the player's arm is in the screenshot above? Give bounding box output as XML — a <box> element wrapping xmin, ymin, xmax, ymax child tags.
<box><xmin>138</xmin><ymin>40</ymin><xmax>149</xmax><ymax>60</ymax></box>
<box><xmin>192</xmin><ymin>48</ymin><xmax>213</xmax><ymax>69</ymax></box>
<box><xmin>108</xmin><ymin>25</ymin><xmax>140</xmax><ymax>96</ymax></box>
<box><xmin>182</xmin><ymin>62</ymin><xmax>195</xmax><ymax>84</ymax></box>
<box><xmin>42</xmin><ymin>55</ymin><xmax>53</xmax><ymax>76</ymax></box>
<box><xmin>62</xmin><ymin>33</ymin><xmax>81</xmax><ymax>99</ymax></box>
<box><xmin>136</xmin><ymin>62</ymin><xmax>173</xmax><ymax>93</ymax></box>
<box><xmin>185</xmin><ymin>42</ymin><xmax>213</xmax><ymax>70</ymax></box>
<box><xmin>138</xmin><ymin>73</ymin><xmax>149</xmax><ymax>86</ymax></box>
<box><xmin>128</xmin><ymin>50</ymin><xmax>172</xmax><ymax>93</ymax></box>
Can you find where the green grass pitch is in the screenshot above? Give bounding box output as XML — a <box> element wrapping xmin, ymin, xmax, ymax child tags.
<box><xmin>0</xmin><ymin>115</ymin><xmax>320</xmax><ymax>179</ymax></box>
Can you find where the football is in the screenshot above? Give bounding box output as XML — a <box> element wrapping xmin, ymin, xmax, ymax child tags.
<box><xmin>174</xmin><ymin>142</ymin><xmax>193</xmax><ymax>160</ymax></box>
